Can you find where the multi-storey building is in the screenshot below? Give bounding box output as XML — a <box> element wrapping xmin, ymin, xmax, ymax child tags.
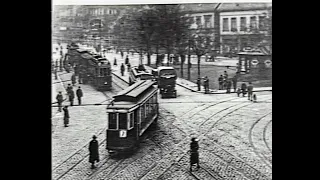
<box><xmin>181</xmin><ymin>3</ymin><xmax>271</xmax><ymax>55</ymax></box>
<box><xmin>218</xmin><ymin>3</ymin><xmax>272</xmax><ymax>54</ymax></box>
<box><xmin>52</xmin><ymin>5</ymin><xmax>126</xmax><ymax>46</ymax></box>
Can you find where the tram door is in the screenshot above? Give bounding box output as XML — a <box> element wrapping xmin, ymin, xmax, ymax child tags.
<box><xmin>134</xmin><ymin>108</ymin><xmax>140</xmax><ymax>142</ymax></box>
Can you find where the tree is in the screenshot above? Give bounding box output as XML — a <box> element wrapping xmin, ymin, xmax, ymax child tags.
<box><xmin>190</xmin><ymin>27</ymin><xmax>215</xmax><ymax>79</ymax></box>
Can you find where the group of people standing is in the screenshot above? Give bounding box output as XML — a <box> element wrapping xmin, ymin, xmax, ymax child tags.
<box><xmin>55</xmin><ymin>68</ymin><xmax>84</xmax><ymax>127</ymax></box>
<box><xmin>218</xmin><ymin>71</ymin><xmax>238</xmax><ymax>93</ymax></box>
<box><xmin>120</xmin><ymin>55</ymin><xmax>131</xmax><ymax>76</ymax></box>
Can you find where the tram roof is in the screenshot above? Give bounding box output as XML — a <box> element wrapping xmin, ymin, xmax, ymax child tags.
<box><xmin>76</xmin><ymin>49</ymin><xmax>89</xmax><ymax>53</ymax></box>
<box><xmin>113</xmin><ymin>80</ymin><xmax>156</xmax><ymax>102</ymax></box>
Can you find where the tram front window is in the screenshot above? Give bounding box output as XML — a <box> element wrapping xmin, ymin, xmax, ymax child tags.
<box><xmin>119</xmin><ymin>113</ymin><xmax>127</xmax><ymax>129</ymax></box>
<box><xmin>108</xmin><ymin>113</ymin><xmax>117</xmax><ymax>129</ymax></box>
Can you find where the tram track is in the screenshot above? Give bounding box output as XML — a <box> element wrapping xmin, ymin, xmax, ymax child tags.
<box><xmin>248</xmin><ymin>113</ymin><xmax>273</xmax><ymax>168</ymax></box>
<box><xmin>263</xmin><ymin>119</ymin><xmax>273</xmax><ymax>154</ymax></box>
<box><xmin>53</xmin><ymin>70</ymin><xmax>272</xmax><ymax>179</ymax></box>
<box><xmin>140</xmin><ymin>95</ymin><xmax>272</xmax><ymax>180</ymax></box>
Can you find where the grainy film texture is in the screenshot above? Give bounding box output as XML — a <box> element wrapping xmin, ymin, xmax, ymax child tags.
<box><xmin>52</xmin><ymin>3</ymin><xmax>272</xmax><ymax>180</ymax></box>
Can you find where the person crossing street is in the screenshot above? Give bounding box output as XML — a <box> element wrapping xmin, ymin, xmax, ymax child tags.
<box><xmin>76</xmin><ymin>86</ymin><xmax>83</xmax><ymax>105</ymax></box>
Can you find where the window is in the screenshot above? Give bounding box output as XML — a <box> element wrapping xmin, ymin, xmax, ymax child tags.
<box><xmin>140</xmin><ymin>104</ymin><xmax>145</xmax><ymax>121</ymax></box>
<box><xmin>231</xmin><ymin>18</ymin><xmax>237</xmax><ymax>32</ymax></box>
<box><xmin>204</xmin><ymin>15</ymin><xmax>212</xmax><ymax>28</ymax></box>
<box><xmin>189</xmin><ymin>17</ymin><xmax>194</xmax><ymax>24</ymax></box>
<box><xmin>196</xmin><ymin>16</ymin><xmax>202</xmax><ymax>27</ymax></box>
<box><xmin>259</xmin><ymin>16</ymin><xmax>266</xmax><ymax>30</ymax></box>
<box><xmin>223</xmin><ymin>18</ymin><xmax>229</xmax><ymax>32</ymax></box>
<box><xmin>118</xmin><ymin>113</ymin><xmax>127</xmax><ymax>129</ymax></box>
<box><xmin>128</xmin><ymin>113</ymin><xmax>134</xmax><ymax>129</ymax></box>
<box><xmin>250</xmin><ymin>16</ymin><xmax>257</xmax><ymax>30</ymax></box>
<box><xmin>240</xmin><ymin>17</ymin><xmax>246</xmax><ymax>31</ymax></box>
<box><xmin>108</xmin><ymin>113</ymin><xmax>117</xmax><ymax>129</ymax></box>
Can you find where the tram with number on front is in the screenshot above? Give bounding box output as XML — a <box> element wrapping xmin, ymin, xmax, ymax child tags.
<box><xmin>106</xmin><ymin>80</ymin><xmax>158</xmax><ymax>152</ymax></box>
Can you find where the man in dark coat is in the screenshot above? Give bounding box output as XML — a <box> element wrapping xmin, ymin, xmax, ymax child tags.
<box><xmin>190</xmin><ymin>137</ymin><xmax>200</xmax><ymax>171</ymax></box>
<box><xmin>247</xmin><ymin>82</ymin><xmax>254</xmax><ymax>101</ymax></box>
<box><xmin>226</xmin><ymin>79</ymin><xmax>232</xmax><ymax>93</ymax></box>
<box><xmin>204</xmin><ymin>76</ymin><xmax>209</xmax><ymax>94</ymax></box>
<box><xmin>197</xmin><ymin>77</ymin><xmax>201</xmax><ymax>91</ymax></box>
<box><xmin>71</xmin><ymin>74</ymin><xmax>76</xmax><ymax>86</ymax></box>
<box><xmin>218</xmin><ymin>75</ymin><xmax>223</xmax><ymax>90</ymax></box>
<box><xmin>125</xmin><ymin>55</ymin><xmax>129</xmax><ymax>65</ymax></box>
<box><xmin>232</xmin><ymin>74</ymin><xmax>238</xmax><ymax>92</ymax></box>
<box><xmin>63</xmin><ymin>106</ymin><xmax>69</xmax><ymax>127</ymax></box>
<box><xmin>89</xmin><ymin>135</ymin><xmax>99</xmax><ymax>169</ymax></box>
<box><xmin>76</xmin><ymin>86</ymin><xmax>83</xmax><ymax>105</ymax></box>
<box><xmin>120</xmin><ymin>51</ymin><xmax>124</xmax><ymax>59</ymax></box>
<box><xmin>56</xmin><ymin>91</ymin><xmax>63</xmax><ymax>112</ymax></box>
<box><xmin>127</xmin><ymin>62</ymin><xmax>131</xmax><ymax>72</ymax></box>
<box><xmin>113</xmin><ymin>57</ymin><xmax>117</xmax><ymax>66</ymax></box>
<box><xmin>66</xmin><ymin>84</ymin><xmax>72</xmax><ymax>97</ymax></box>
<box><xmin>69</xmin><ymin>89</ymin><xmax>75</xmax><ymax>106</ymax></box>
<box><xmin>241</xmin><ymin>83</ymin><xmax>247</xmax><ymax>97</ymax></box>
<box><xmin>120</xmin><ymin>63</ymin><xmax>125</xmax><ymax>76</ymax></box>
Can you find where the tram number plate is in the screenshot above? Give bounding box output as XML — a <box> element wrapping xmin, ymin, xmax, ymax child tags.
<box><xmin>119</xmin><ymin>130</ymin><xmax>127</xmax><ymax>138</ymax></box>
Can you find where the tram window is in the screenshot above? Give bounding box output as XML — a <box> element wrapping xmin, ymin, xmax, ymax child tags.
<box><xmin>108</xmin><ymin>113</ymin><xmax>117</xmax><ymax>130</ymax></box>
<box><xmin>140</xmin><ymin>104</ymin><xmax>145</xmax><ymax>121</ymax></box>
<box><xmin>99</xmin><ymin>68</ymin><xmax>103</xmax><ymax>76</ymax></box>
<box><xmin>103</xmin><ymin>68</ymin><xmax>107</xmax><ymax>76</ymax></box>
<box><xmin>128</xmin><ymin>113</ymin><xmax>134</xmax><ymax>129</ymax></box>
<box><xmin>119</xmin><ymin>113</ymin><xmax>127</xmax><ymax>129</ymax></box>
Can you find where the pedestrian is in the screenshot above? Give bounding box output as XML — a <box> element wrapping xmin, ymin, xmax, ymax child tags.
<box><xmin>69</xmin><ymin>88</ymin><xmax>75</xmax><ymax>106</ymax></box>
<box><xmin>197</xmin><ymin>77</ymin><xmax>201</xmax><ymax>91</ymax></box>
<box><xmin>63</xmin><ymin>106</ymin><xmax>69</xmax><ymax>127</ymax></box>
<box><xmin>120</xmin><ymin>51</ymin><xmax>124</xmax><ymax>59</ymax></box>
<box><xmin>247</xmin><ymin>82</ymin><xmax>253</xmax><ymax>101</ymax></box>
<box><xmin>241</xmin><ymin>83</ymin><xmax>247</xmax><ymax>97</ymax></box>
<box><xmin>218</xmin><ymin>75</ymin><xmax>224</xmax><ymax>90</ymax></box>
<box><xmin>56</xmin><ymin>91</ymin><xmax>63</xmax><ymax>112</ymax></box>
<box><xmin>54</xmin><ymin>68</ymin><xmax>58</xmax><ymax>80</ymax></box>
<box><xmin>127</xmin><ymin>62</ymin><xmax>131</xmax><ymax>72</ymax></box>
<box><xmin>71</xmin><ymin>73</ymin><xmax>76</xmax><ymax>86</ymax></box>
<box><xmin>237</xmin><ymin>88</ymin><xmax>241</xmax><ymax>97</ymax></box>
<box><xmin>113</xmin><ymin>57</ymin><xmax>117</xmax><ymax>66</ymax></box>
<box><xmin>190</xmin><ymin>137</ymin><xmax>200</xmax><ymax>171</ymax></box>
<box><xmin>232</xmin><ymin>74</ymin><xmax>238</xmax><ymax>92</ymax></box>
<box><xmin>76</xmin><ymin>86</ymin><xmax>83</xmax><ymax>105</ymax></box>
<box><xmin>204</xmin><ymin>76</ymin><xmax>209</xmax><ymax>94</ymax></box>
<box><xmin>66</xmin><ymin>84</ymin><xmax>72</xmax><ymax>97</ymax></box>
<box><xmin>223</xmin><ymin>71</ymin><xmax>228</xmax><ymax>80</ymax></box>
<box><xmin>89</xmin><ymin>135</ymin><xmax>100</xmax><ymax>169</ymax></box>
<box><xmin>120</xmin><ymin>63</ymin><xmax>125</xmax><ymax>76</ymax></box>
<box><xmin>125</xmin><ymin>55</ymin><xmax>129</xmax><ymax>65</ymax></box>
<box><xmin>226</xmin><ymin>79</ymin><xmax>232</xmax><ymax>93</ymax></box>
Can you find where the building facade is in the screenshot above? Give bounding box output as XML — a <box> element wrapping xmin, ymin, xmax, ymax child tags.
<box><xmin>218</xmin><ymin>3</ymin><xmax>271</xmax><ymax>54</ymax></box>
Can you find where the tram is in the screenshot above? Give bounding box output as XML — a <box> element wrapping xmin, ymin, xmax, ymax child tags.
<box><xmin>77</xmin><ymin>49</ymin><xmax>112</xmax><ymax>91</ymax></box>
<box><xmin>128</xmin><ymin>65</ymin><xmax>155</xmax><ymax>85</ymax></box>
<box><xmin>106</xmin><ymin>80</ymin><xmax>159</xmax><ymax>152</ymax></box>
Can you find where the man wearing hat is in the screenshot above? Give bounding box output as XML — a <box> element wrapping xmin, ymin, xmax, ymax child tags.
<box><xmin>62</xmin><ymin>106</ymin><xmax>69</xmax><ymax>127</ymax></box>
<box><xmin>190</xmin><ymin>137</ymin><xmax>200</xmax><ymax>171</ymax></box>
<box><xmin>56</xmin><ymin>91</ymin><xmax>63</xmax><ymax>112</ymax></box>
<box><xmin>89</xmin><ymin>135</ymin><xmax>99</xmax><ymax>169</ymax></box>
<box><xmin>76</xmin><ymin>86</ymin><xmax>83</xmax><ymax>105</ymax></box>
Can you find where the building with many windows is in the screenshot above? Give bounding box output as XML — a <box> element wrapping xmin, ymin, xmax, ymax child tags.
<box><xmin>218</xmin><ymin>3</ymin><xmax>272</xmax><ymax>54</ymax></box>
<box><xmin>180</xmin><ymin>3</ymin><xmax>271</xmax><ymax>55</ymax></box>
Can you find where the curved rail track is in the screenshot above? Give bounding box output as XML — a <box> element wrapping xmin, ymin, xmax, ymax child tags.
<box><xmin>52</xmin><ymin>70</ymin><xmax>272</xmax><ymax>180</ymax></box>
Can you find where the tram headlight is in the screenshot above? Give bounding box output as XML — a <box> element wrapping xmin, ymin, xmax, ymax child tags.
<box><xmin>104</xmin><ymin>82</ymin><xmax>108</xmax><ymax>85</ymax></box>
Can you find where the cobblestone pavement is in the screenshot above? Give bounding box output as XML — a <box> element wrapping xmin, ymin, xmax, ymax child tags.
<box><xmin>52</xmin><ymin>71</ymin><xmax>112</xmax><ymax>170</ymax></box>
<box><xmin>52</xmin><ymin>50</ymin><xmax>272</xmax><ymax>180</ymax></box>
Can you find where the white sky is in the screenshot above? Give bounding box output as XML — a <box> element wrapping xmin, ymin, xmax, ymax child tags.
<box><xmin>52</xmin><ymin>0</ymin><xmax>272</xmax><ymax>5</ymax></box>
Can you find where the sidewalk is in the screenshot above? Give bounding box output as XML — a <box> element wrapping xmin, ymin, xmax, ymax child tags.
<box><xmin>103</xmin><ymin>51</ymin><xmax>271</xmax><ymax>94</ymax></box>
